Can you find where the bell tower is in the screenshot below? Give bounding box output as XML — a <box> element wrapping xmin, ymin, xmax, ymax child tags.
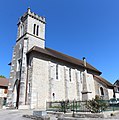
<box><xmin>17</xmin><ymin>8</ymin><xmax>46</xmax><ymax>49</ymax></box>
<box><xmin>7</xmin><ymin>8</ymin><xmax>46</xmax><ymax>109</ymax></box>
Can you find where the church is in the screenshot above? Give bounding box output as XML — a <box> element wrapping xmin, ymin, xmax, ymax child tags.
<box><xmin>7</xmin><ymin>8</ymin><xmax>114</xmax><ymax>109</ymax></box>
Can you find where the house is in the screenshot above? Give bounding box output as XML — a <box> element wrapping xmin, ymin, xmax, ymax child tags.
<box><xmin>113</xmin><ymin>80</ymin><xmax>119</xmax><ymax>99</ymax></box>
<box><xmin>0</xmin><ymin>78</ymin><xmax>8</xmax><ymax>108</ymax></box>
<box><xmin>7</xmin><ymin>8</ymin><xmax>114</xmax><ymax>109</ymax></box>
<box><xmin>94</xmin><ymin>75</ymin><xmax>114</xmax><ymax>100</ymax></box>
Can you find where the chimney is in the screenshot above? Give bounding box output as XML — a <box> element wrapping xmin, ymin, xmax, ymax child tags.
<box><xmin>83</xmin><ymin>57</ymin><xmax>86</xmax><ymax>67</ymax></box>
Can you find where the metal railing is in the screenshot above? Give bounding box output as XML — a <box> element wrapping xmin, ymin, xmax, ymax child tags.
<box><xmin>46</xmin><ymin>100</ymin><xmax>90</xmax><ymax>113</ymax></box>
<box><xmin>46</xmin><ymin>100</ymin><xmax>119</xmax><ymax>113</ymax></box>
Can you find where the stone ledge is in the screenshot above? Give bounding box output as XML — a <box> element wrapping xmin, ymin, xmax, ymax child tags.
<box><xmin>33</xmin><ymin>111</ymin><xmax>47</xmax><ymax>116</ymax></box>
<box><xmin>74</xmin><ymin>113</ymin><xmax>104</xmax><ymax>118</ymax></box>
<box><xmin>47</xmin><ymin>112</ymin><xmax>104</xmax><ymax>118</ymax></box>
<box><xmin>23</xmin><ymin>115</ymin><xmax>50</xmax><ymax>120</ymax></box>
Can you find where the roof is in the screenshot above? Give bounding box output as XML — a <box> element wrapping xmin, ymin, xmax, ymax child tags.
<box><xmin>0</xmin><ymin>78</ymin><xmax>8</xmax><ymax>87</ymax></box>
<box><xmin>94</xmin><ymin>75</ymin><xmax>114</xmax><ymax>89</ymax></box>
<box><xmin>113</xmin><ymin>80</ymin><xmax>119</xmax><ymax>85</ymax></box>
<box><xmin>8</xmin><ymin>62</ymin><xmax>11</xmax><ymax>66</ymax></box>
<box><xmin>27</xmin><ymin>46</ymin><xmax>102</xmax><ymax>75</ymax></box>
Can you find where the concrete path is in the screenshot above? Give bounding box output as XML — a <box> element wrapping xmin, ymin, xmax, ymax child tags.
<box><xmin>0</xmin><ymin>109</ymin><xmax>119</xmax><ymax>120</ymax></box>
<box><xmin>0</xmin><ymin>109</ymin><xmax>32</xmax><ymax>120</ymax></box>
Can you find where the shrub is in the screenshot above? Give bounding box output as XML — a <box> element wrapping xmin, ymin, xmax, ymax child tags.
<box><xmin>85</xmin><ymin>95</ymin><xmax>108</xmax><ymax>113</ymax></box>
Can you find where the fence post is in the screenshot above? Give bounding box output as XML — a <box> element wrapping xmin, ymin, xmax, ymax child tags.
<box><xmin>76</xmin><ymin>101</ymin><xmax>77</xmax><ymax>112</ymax></box>
<box><xmin>113</xmin><ymin>104</ymin><xmax>114</xmax><ymax>112</ymax></box>
<box><xmin>61</xmin><ymin>101</ymin><xmax>65</xmax><ymax>113</ymax></box>
<box><xmin>64</xmin><ymin>101</ymin><xmax>66</xmax><ymax>113</ymax></box>
<box><xmin>101</xmin><ymin>100</ymin><xmax>103</xmax><ymax>112</ymax></box>
<box><xmin>72</xmin><ymin>100</ymin><xmax>75</xmax><ymax>117</ymax></box>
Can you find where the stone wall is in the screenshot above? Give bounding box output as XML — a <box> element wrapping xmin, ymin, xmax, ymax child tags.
<box><xmin>28</xmin><ymin>52</ymin><xmax>100</xmax><ymax>109</ymax></box>
<box><xmin>94</xmin><ymin>77</ymin><xmax>109</xmax><ymax>100</ymax></box>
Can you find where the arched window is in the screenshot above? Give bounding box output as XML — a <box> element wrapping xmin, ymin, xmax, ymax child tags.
<box><xmin>20</xmin><ymin>25</ymin><xmax>24</xmax><ymax>36</ymax></box>
<box><xmin>69</xmin><ymin>68</ymin><xmax>71</xmax><ymax>81</ymax></box>
<box><xmin>22</xmin><ymin>25</ymin><xmax>24</xmax><ymax>35</ymax></box>
<box><xmin>20</xmin><ymin>26</ymin><xmax>22</xmax><ymax>36</ymax></box>
<box><xmin>52</xmin><ymin>93</ymin><xmax>55</xmax><ymax>101</ymax></box>
<box><xmin>56</xmin><ymin>64</ymin><xmax>58</xmax><ymax>79</ymax></box>
<box><xmin>100</xmin><ymin>87</ymin><xmax>104</xmax><ymax>96</ymax></box>
<box><xmin>36</xmin><ymin>25</ymin><xmax>39</xmax><ymax>36</ymax></box>
<box><xmin>33</xmin><ymin>24</ymin><xmax>36</xmax><ymax>35</ymax></box>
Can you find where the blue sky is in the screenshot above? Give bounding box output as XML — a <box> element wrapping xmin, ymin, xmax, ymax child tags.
<box><xmin>0</xmin><ymin>0</ymin><xmax>119</xmax><ymax>83</ymax></box>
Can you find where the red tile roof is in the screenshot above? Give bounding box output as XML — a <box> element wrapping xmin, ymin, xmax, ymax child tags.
<box><xmin>0</xmin><ymin>78</ymin><xmax>9</xmax><ymax>87</ymax></box>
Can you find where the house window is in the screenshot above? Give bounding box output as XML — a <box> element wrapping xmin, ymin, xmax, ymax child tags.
<box><xmin>4</xmin><ymin>89</ymin><xmax>8</xmax><ymax>94</ymax></box>
<box><xmin>33</xmin><ymin>24</ymin><xmax>36</xmax><ymax>35</ymax></box>
<box><xmin>118</xmin><ymin>87</ymin><xmax>119</xmax><ymax>92</ymax></box>
<box><xmin>56</xmin><ymin>64</ymin><xmax>58</xmax><ymax>79</ymax></box>
<box><xmin>69</xmin><ymin>68</ymin><xmax>71</xmax><ymax>81</ymax></box>
<box><xmin>100</xmin><ymin>87</ymin><xmax>104</xmax><ymax>96</ymax></box>
<box><xmin>36</xmin><ymin>25</ymin><xmax>39</xmax><ymax>36</ymax></box>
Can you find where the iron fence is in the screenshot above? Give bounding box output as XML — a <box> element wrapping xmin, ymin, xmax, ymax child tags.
<box><xmin>46</xmin><ymin>100</ymin><xmax>90</xmax><ymax>113</ymax></box>
<box><xmin>46</xmin><ymin>100</ymin><xmax>119</xmax><ymax>113</ymax></box>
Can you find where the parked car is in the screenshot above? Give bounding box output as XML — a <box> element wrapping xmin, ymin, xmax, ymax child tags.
<box><xmin>109</xmin><ymin>98</ymin><xmax>119</xmax><ymax>105</ymax></box>
<box><xmin>117</xmin><ymin>98</ymin><xmax>119</xmax><ymax>104</ymax></box>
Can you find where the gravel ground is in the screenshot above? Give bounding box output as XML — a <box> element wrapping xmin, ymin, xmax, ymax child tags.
<box><xmin>0</xmin><ymin>109</ymin><xmax>119</xmax><ymax>120</ymax></box>
<box><xmin>0</xmin><ymin>109</ymin><xmax>32</xmax><ymax>120</ymax></box>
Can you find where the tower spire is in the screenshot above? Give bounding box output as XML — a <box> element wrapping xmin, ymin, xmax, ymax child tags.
<box><xmin>27</xmin><ymin>7</ymin><xmax>31</xmax><ymax>13</ymax></box>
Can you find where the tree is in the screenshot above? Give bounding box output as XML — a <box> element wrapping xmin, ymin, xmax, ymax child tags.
<box><xmin>0</xmin><ymin>75</ymin><xmax>6</xmax><ymax>78</ymax></box>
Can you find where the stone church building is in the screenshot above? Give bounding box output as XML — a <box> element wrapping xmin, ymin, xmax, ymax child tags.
<box><xmin>7</xmin><ymin>8</ymin><xmax>114</xmax><ymax>109</ymax></box>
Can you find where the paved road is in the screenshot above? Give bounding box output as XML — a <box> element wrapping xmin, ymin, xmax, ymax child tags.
<box><xmin>0</xmin><ymin>109</ymin><xmax>119</xmax><ymax>120</ymax></box>
<box><xmin>0</xmin><ymin>109</ymin><xmax>32</xmax><ymax>120</ymax></box>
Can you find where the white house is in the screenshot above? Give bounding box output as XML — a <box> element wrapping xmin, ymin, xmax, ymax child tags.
<box><xmin>0</xmin><ymin>78</ymin><xmax>8</xmax><ymax>108</ymax></box>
